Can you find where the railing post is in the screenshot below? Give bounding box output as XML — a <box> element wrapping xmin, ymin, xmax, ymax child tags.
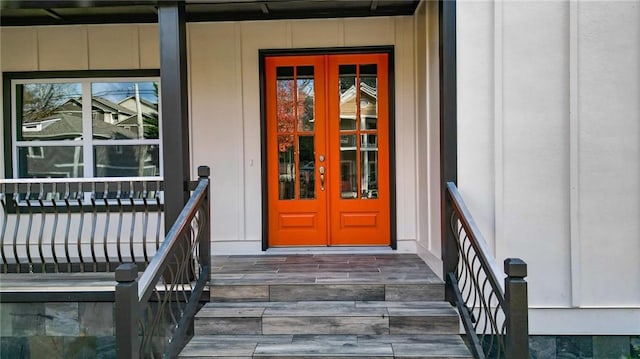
<box><xmin>440</xmin><ymin>0</ymin><xmax>458</xmax><ymax>304</ymax></box>
<box><xmin>442</xmin><ymin>184</ymin><xmax>459</xmax><ymax>304</ymax></box>
<box><xmin>197</xmin><ymin>165</ymin><xmax>211</xmax><ymax>283</ymax></box>
<box><xmin>504</xmin><ymin>258</ymin><xmax>529</xmax><ymax>359</ymax></box>
<box><xmin>116</xmin><ymin>263</ymin><xmax>140</xmax><ymax>359</ymax></box>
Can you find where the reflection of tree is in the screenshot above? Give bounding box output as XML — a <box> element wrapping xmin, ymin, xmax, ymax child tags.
<box><xmin>277</xmin><ymin>80</ymin><xmax>295</xmax><ymax>151</ymax></box>
<box><xmin>144</xmin><ymin>116</ymin><xmax>159</xmax><ymax>139</ymax></box>
<box><xmin>143</xmin><ymin>83</ymin><xmax>160</xmax><ymax>139</ymax></box>
<box><xmin>276</xmin><ymin>79</ymin><xmax>312</xmax><ymax>152</ymax></box>
<box><xmin>22</xmin><ymin>83</ymin><xmax>78</xmax><ymax>122</ymax></box>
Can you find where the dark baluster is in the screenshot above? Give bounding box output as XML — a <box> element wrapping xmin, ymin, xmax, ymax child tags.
<box><xmin>0</xmin><ymin>186</ymin><xmax>8</xmax><ymax>273</ymax></box>
<box><xmin>90</xmin><ymin>182</ymin><xmax>98</xmax><ymax>272</ymax></box>
<box><xmin>116</xmin><ymin>182</ymin><xmax>124</xmax><ymax>264</ymax></box>
<box><xmin>128</xmin><ymin>181</ymin><xmax>136</xmax><ymax>264</ymax></box>
<box><xmin>142</xmin><ymin>181</ymin><xmax>149</xmax><ymax>263</ymax></box>
<box><xmin>155</xmin><ymin>180</ymin><xmax>162</xmax><ymax>251</ymax></box>
<box><xmin>12</xmin><ymin>185</ymin><xmax>21</xmax><ymax>273</ymax></box>
<box><xmin>76</xmin><ymin>183</ymin><xmax>85</xmax><ymax>273</ymax></box>
<box><xmin>37</xmin><ymin>183</ymin><xmax>46</xmax><ymax>272</ymax></box>
<box><xmin>504</xmin><ymin>258</ymin><xmax>529</xmax><ymax>359</ymax></box>
<box><xmin>103</xmin><ymin>182</ymin><xmax>111</xmax><ymax>270</ymax></box>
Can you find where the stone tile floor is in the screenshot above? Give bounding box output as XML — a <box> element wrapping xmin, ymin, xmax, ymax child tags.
<box><xmin>210</xmin><ymin>253</ymin><xmax>442</xmax><ymax>285</ymax></box>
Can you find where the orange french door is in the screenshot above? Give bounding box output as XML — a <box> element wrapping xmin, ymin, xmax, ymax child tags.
<box><xmin>266</xmin><ymin>53</ymin><xmax>390</xmax><ymax>246</ymax></box>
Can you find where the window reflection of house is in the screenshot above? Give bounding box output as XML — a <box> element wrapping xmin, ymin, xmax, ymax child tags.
<box><xmin>20</xmin><ymin>112</ymin><xmax>152</xmax><ymax>177</ymax></box>
<box><xmin>339</xmin><ymin>82</ymin><xmax>378</xmax><ymax>199</ymax></box>
<box><xmin>50</xmin><ymin>95</ymin><xmax>159</xmax><ymax>137</ymax></box>
<box><xmin>117</xmin><ymin>96</ymin><xmax>159</xmax><ymax>138</ymax></box>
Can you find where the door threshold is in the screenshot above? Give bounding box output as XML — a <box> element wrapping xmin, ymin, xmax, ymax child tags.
<box><xmin>265</xmin><ymin>246</ymin><xmax>395</xmax><ymax>255</ymax></box>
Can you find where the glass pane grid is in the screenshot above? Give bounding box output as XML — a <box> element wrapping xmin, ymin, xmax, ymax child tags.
<box><xmin>276</xmin><ymin>65</ymin><xmax>316</xmax><ymax>201</ymax></box>
<box><xmin>338</xmin><ymin>63</ymin><xmax>379</xmax><ymax>200</ymax></box>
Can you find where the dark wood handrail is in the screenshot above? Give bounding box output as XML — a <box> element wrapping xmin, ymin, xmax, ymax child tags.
<box><xmin>138</xmin><ymin>175</ymin><xmax>208</xmax><ymax>302</ymax></box>
<box><xmin>446</xmin><ymin>182</ymin><xmax>505</xmax><ymax>303</ymax></box>
<box><xmin>444</xmin><ymin>181</ymin><xmax>529</xmax><ymax>359</ymax></box>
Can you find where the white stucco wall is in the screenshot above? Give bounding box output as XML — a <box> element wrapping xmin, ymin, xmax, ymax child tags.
<box><xmin>457</xmin><ymin>0</ymin><xmax>640</xmax><ymax>334</ymax></box>
<box><xmin>0</xmin><ymin>17</ymin><xmax>420</xmax><ymax>254</ymax></box>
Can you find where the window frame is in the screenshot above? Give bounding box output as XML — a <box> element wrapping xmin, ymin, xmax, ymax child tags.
<box><xmin>3</xmin><ymin>69</ymin><xmax>162</xmax><ymax>180</ymax></box>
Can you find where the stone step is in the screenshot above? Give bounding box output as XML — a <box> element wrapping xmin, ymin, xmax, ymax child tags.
<box><xmin>194</xmin><ymin>301</ymin><xmax>460</xmax><ymax>336</ymax></box>
<box><xmin>210</xmin><ymin>283</ymin><xmax>445</xmax><ymax>302</ymax></box>
<box><xmin>178</xmin><ymin>334</ymin><xmax>473</xmax><ymax>358</ymax></box>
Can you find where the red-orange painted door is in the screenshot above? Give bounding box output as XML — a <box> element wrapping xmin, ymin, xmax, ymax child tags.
<box><xmin>266</xmin><ymin>53</ymin><xmax>390</xmax><ymax>246</ymax></box>
<box><xmin>266</xmin><ymin>55</ymin><xmax>328</xmax><ymax>246</ymax></box>
<box><xmin>326</xmin><ymin>54</ymin><xmax>390</xmax><ymax>245</ymax></box>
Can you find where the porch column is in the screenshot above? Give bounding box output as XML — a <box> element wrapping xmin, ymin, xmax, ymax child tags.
<box><xmin>158</xmin><ymin>1</ymin><xmax>190</xmax><ymax>232</ymax></box>
<box><xmin>439</xmin><ymin>0</ymin><xmax>458</xmax><ymax>303</ymax></box>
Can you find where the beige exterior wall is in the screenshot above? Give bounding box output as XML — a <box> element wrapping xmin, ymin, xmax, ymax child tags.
<box><xmin>414</xmin><ymin>0</ymin><xmax>443</xmax><ymax>274</ymax></box>
<box><xmin>0</xmin><ymin>17</ymin><xmax>421</xmax><ymax>254</ymax></box>
<box><xmin>457</xmin><ymin>0</ymin><xmax>640</xmax><ymax>334</ymax></box>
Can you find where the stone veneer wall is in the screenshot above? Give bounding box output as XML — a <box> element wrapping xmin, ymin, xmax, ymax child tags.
<box><xmin>530</xmin><ymin>336</ymin><xmax>640</xmax><ymax>359</ymax></box>
<box><xmin>0</xmin><ymin>302</ymin><xmax>115</xmax><ymax>358</ymax></box>
<box><xmin>1</xmin><ymin>302</ymin><xmax>639</xmax><ymax>358</ymax></box>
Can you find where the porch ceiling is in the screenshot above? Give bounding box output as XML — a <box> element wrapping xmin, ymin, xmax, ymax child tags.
<box><xmin>0</xmin><ymin>0</ymin><xmax>420</xmax><ymax>27</ymax></box>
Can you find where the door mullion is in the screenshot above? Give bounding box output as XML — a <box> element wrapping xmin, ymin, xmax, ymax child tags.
<box><xmin>355</xmin><ymin>65</ymin><xmax>363</xmax><ymax>201</ymax></box>
<box><xmin>293</xmin><ymin>66</ymin><xmax>299</xmax><ymax>201</ymax></box>
<box><xmin>323</xmin><ymin>55</ymin><xmax>331</xmax><ymax>246</ymax></box>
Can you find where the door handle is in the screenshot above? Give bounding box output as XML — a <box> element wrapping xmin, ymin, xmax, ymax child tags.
<box><xmin>319</xmin><ymin>166</ymin><xmax>325</xmax><ymax>191</ymax></box>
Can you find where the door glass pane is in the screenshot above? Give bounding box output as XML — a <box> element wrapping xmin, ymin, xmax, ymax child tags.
<box><xmin>296</xmin><ymin>66</ymin><xmax>314</xmax><ymax>133</ymax></box>
<box><xmin>298</xmin><ymin>136</ymin><xmax>315</xmax><ymax>199</ymax></box>
<box><xmin>94</xmin><ymin>145</ymin><xmax>160</xmax><ymax>177</ymax></box>
<box><xmin>18</xmin><ymin>82</ymin><xmax>83</xmax><ymax>141</ymax></box>
<box><xmin>340</xmin><ymin>134</ymin><xmax>358</xmax><ymax>199</ymax></box>
<box><xmin>360</xmin><ymin>134</ymin><xmax>378</xmax><ymax>199</ymax></box>
<box><xmin>91</xmin><ymin>81</ymin><xmax>159</xmax><ymax>140</ymax></box>
<box><xmin>18</xmin><ymin>146</ymin><xmax>84</xmax><ymax>178</ymax></box>
<box><xmin>278</xmin><ymin>135</ymin><xmax>295</xmax><ymax>200</ymax></box>
<box><xmin>359</xmin><ymin>64</ymin><xmax>378</xmax><ymax>130</ymax></box>
<box><xmin>276</xmin><ymin>67</ymin><xmax>295</xmax><ymax>134</ymax></box>
<box><xmin>339</xmin><ymin>65</ymin><xmax>357</xmax><ymax>131</ymax></box>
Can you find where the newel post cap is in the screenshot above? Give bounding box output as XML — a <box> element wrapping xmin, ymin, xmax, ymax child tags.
<box><xmin>504</xmin><ymin>258</ymin><xmax>527</xmax><ymax>278</ymax></box>
<box><xmin>198</xmin><ymin>166</ymin><xmax>210</xmax><ymax>178</ymax></box>
<box><xmin>115</xmin><ymin>263</ymin><xmax>139</xmax><ymax>282</ymax></box>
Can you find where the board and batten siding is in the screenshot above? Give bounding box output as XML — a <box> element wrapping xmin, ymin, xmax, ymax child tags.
<box><xmin>457</xmin><ymin>0</ymin><xmax>640</xmax><ymax>334</ymax></box>
<box><xmin>414</xmin><ymin>0</ymin><xmax>443</xmax><ymax>274</ymax></box>
<box><xmin>0</xmin><ymin>17</ymin><xmax>421</xmax><ymax>254</ymax></box>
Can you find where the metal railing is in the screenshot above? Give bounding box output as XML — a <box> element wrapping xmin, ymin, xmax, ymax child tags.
<box><xmin>445</xmin><ymin>182</ymin><xmax>529</xmax><ymax>359</ymax></box>
<box><xmin>0</xmin><ymin>177</ymin><xmax>164</xmax><ymax>273</ymax></box>
<box><xmin>115</xmin><ymin>166</ymin><xmax>211</xmax><ymax>358</ymax></box>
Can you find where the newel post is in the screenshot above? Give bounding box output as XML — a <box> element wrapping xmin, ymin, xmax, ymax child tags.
<box><xmin>198</xmin><ymin>165</ymin><xmax>211</xmax><ymax>283</ymax></box>
<box><xmin>504</xmin><ymin>258</ymin><xmax>529</xmax><ymax>359</ymax></box>
<box><xmin>115</xmin><ymin>263</ymin><xmax>140</xmax><ymax>359</ymax></box>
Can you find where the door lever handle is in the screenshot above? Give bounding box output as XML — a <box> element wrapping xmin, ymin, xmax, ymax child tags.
<box><xmin>319</xmin><ymin>166</ymin><xmax>325</xmax><ymax>191</ymax></box>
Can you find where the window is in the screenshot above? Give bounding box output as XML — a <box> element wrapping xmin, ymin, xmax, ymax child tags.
<box><xmin>10</xmin><ymin>76</ymin><xmax>161</xmax><ymax>178</ymax></box>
